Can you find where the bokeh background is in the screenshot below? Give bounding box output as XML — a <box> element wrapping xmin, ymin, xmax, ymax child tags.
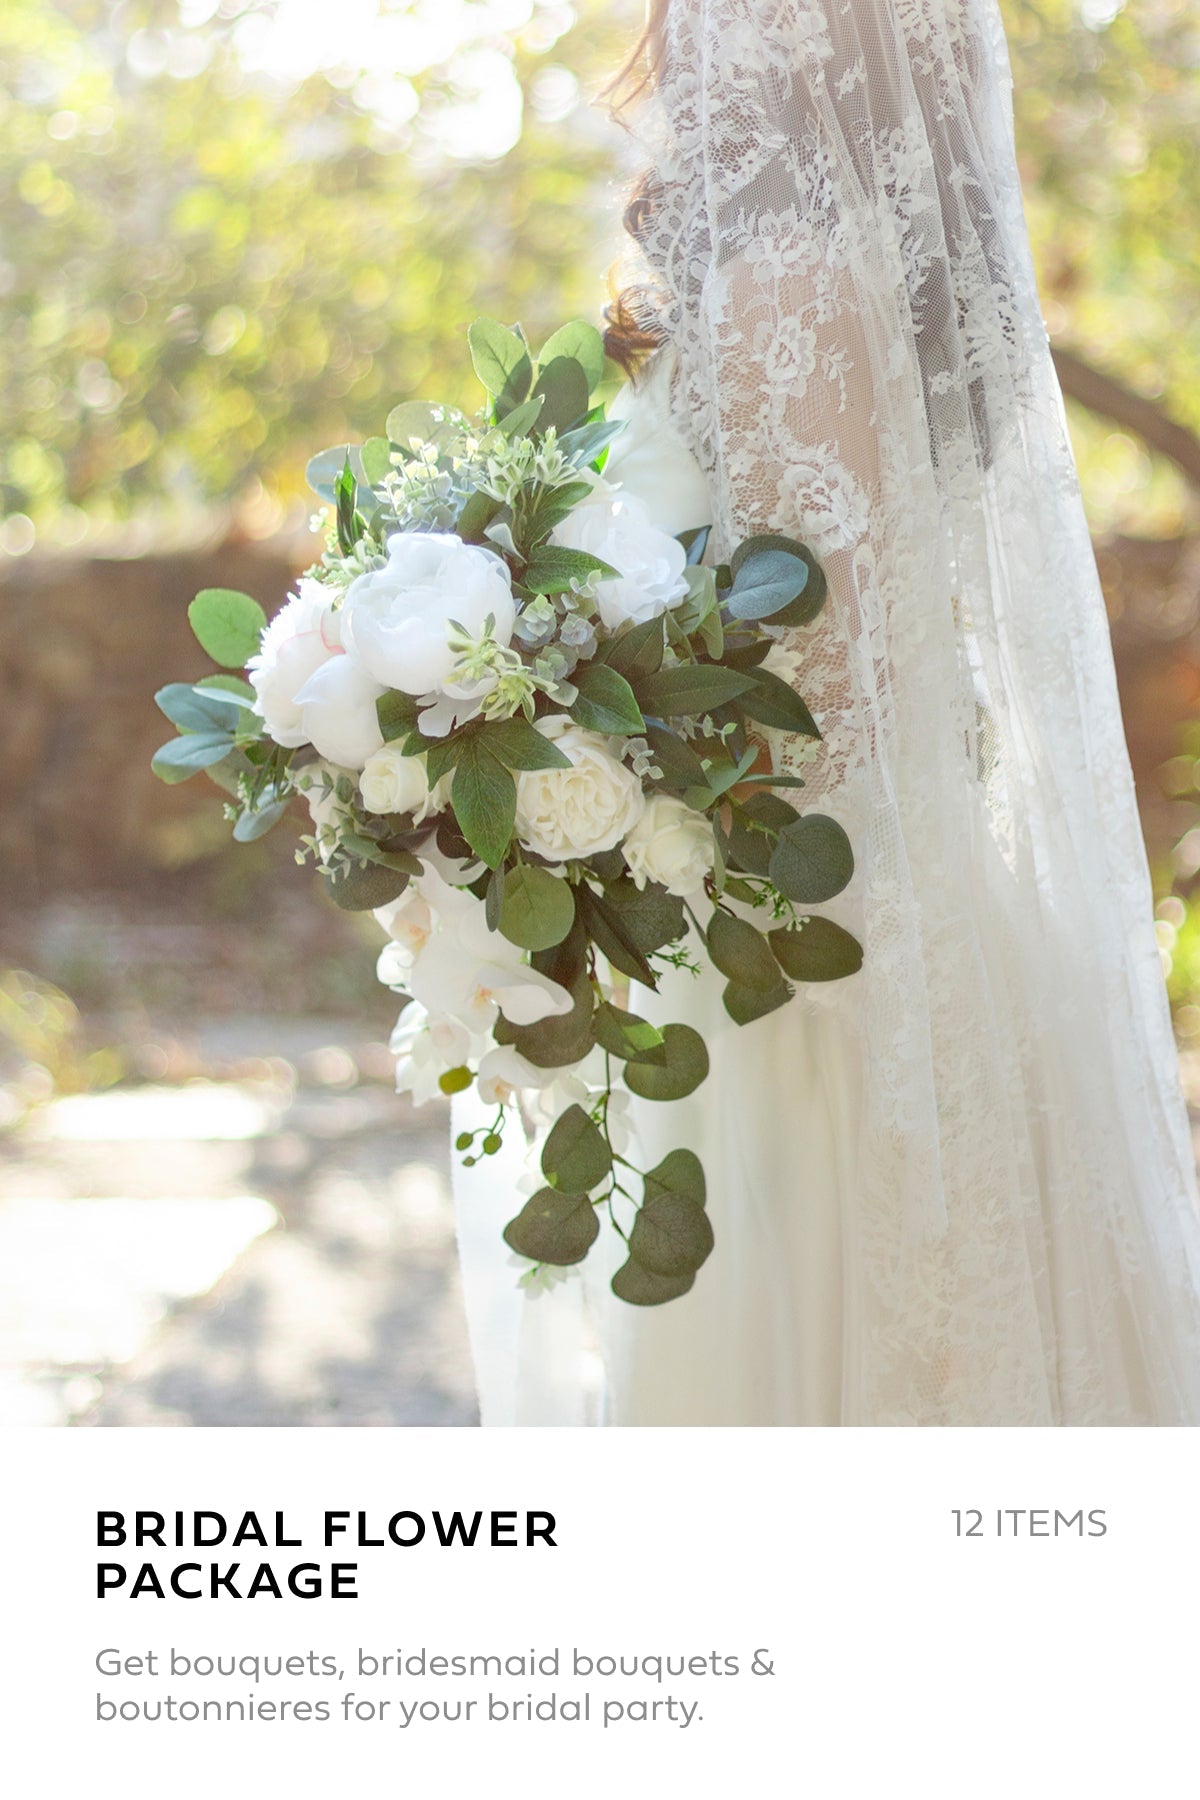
<box><xmin>3</xmin><ymin>0</ymin><xmax>1200</xmax><ymax>1426</ymax></box>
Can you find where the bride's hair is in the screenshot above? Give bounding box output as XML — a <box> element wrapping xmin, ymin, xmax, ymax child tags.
<box><xmin>602</xmin><ymin>1</ymin><xmax>671</xmax><ymax>377</ymax></box>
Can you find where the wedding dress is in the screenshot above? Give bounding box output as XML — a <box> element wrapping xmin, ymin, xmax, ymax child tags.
<box><xmin>451</xmin><ymin>0</ymin><xmax>1200</xmax><ymax>1425</ymax></box>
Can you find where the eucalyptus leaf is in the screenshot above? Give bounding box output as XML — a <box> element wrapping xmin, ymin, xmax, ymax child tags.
<box><xmin>622</xmin><ymin>1024</ymin><xmax>709</xmax><ymax>1102</ymax></box>
<box><xmin>360</xmin><ymin>436</ymin><xmax>393</xmax><ymax>484</ymax></box>
<box><xmin>503</xmin><ymin>1188</ymin><xmax>599</xmax><ymax>1266</ymax></box>
<box><xmin>499</xmin><ymin>865</ymin><xmax>575</xmax><ymax>952</ymax></box>
<box><xmin>541</xmin><ymin>1102</ymin><xmax>612</xmax><ymax>1193</ymax></box>
<box><xmin>728</xmin><ymin>533</ymin><xmax>826</xmax><ymax>626</ymax></box>
<box><xmin>593</xmin><ymin>1003</ymin><xmax>666</xmax><ymax>1061</ymax></box>
<box><xmin>151</xmin><ymin>732</ymin><xmax>235</xmax><ymax>781</ymax></box>
<box><xmin>707</xmin><ymin>911</ymin><xmax>780</xmax><ymax>991</ymax></box>
<box><xmin>769</xmin><ymin>917</ymin><xmax>864</xmax><ymax>981</ymax></box>
<box><xmin>233</xmin><ymin>795</ymin><xmax>290</xmax><ymax>842</ymax></box>
<box><xmin>155</xmin><ymin>682</ymin><xmax>243</xmax><ymax>734</ymax></box>
<box><xmin>558</xmin><ymin>418</ymin><xmax>626</xmax><ymax>467</ymax></box>
<box><xmin>468</xmin><ymin>317</ymin><xmax>532</xmax><ymax>401</ymax></box>
<box><xmin>628</xmin><ymin>1190</ymin><xmax>714</xmax><ymax>1277</ymax></box>
<box><xmin>305</xmin><ymin>443</ymin><xmax>361</xmax><ymax>501</ymax></box>
<box><xmin>722</xmin><ymin>979</ymin><xmax>793</xmax><ymax>1025</ymax></box>
<box><xmin>600</xmin><ymin>878</ymin><xmax>687</xmax><ymax>953</ymax></box>
<box><xmin>536</xmin><ymin>320</ymin><xmax>606</xmax><ymax>391</ymax></box>
<box><xmin>187</xmin><ymin>588</ymin><xmax>267</xmax><ymax>670</ymax></box>
<box><xmin>504</xmin><ymin>969</ymin><xmax>596</xmax><ymax>1068</ymax></box>
<box><xmin>644</xmin><ymin>1148</ymin><xmax>706</xmax><ymax>1207</ymax></box>
<box><xmin>611</xmin><ymin>1260</ymin><xmax>696</xmax><ymax>1306</ymax></box>
<box><xmin>768</xmin><ymin>815</ymin><xmax>856</xmax><ymax>904</ymax></box>
<box><xmin>530</xmin><ymin>355</ymin><xmax>590</xmax><ymax>436</ymax></box>
<box><xmin>323</xmin><ymin>861</ymin><xmax>411</xmax><ymax>912</ymax></box>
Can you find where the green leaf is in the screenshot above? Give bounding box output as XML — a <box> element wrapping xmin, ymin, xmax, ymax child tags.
<box><xmin>233</xmin><ymin>794</ymin><xmax>290</xmax><ymax>842</ymax></box>
<box><xmin>599</xmin><ymin>615</ymin><xmax>665</xmax><ymax>681</ymax></box>
<box><xmin>497</xmin><ymin>393</ymin><xmax>546</xmax><ymax>438</ymax></box>
<box><xmin>707</xmin><ymin>911</ymin><xmax>780</xmax><ymax>990</ymax></box>
<box><xmin>541</xmin><ymin>1102</ymin><xmax>612</xmax><ymax>1192</ymax></box>
<box><xmin>643</xmin><ymin>723</ymin><xmax>708</xmax><ymax>789</ymax></box>
<box><xmin>485</xmin><ymin>864</ymin><xmax>504</xmax><ymax>933</ymax></box>
<box><xmin>644</xmin><ymin>1148</ymin><xmax>706</xmax><ymax>1207</ymax></box>
<box><xmin>568</xmin><ymin>664</ymin><xmax>646</xmax><ymax>736</ymax></box>
<box><xmin>622</xmin><ymin>1024</ymin><xmax>709</xmax><ymax>1101</ymax></box>
<box><xmin>628</xmin><ymin>1191</ymin><xmax>714</xmax><ymax>1276</ymax></box>
<box><xmin>503</xmin><ymin>1187</ymin><xmax>599</xmax><ymax>1266</ymax></box>
<box><xmin>728</xmin><ymin>534</ymin><xmax>826</xmax><ymax>626</ymax></box>
<box><xmin>530</xmin><ymin>355</ymin><xmax>591</xmax><ymax>436</ymax></box>
<box><xmin>451</xmin><ymin>743</ymin><xmax>517</xmax><ymax>869</ymax></box>
<box><xmin>187</xmin><ymin>588</ymin><xmax>268</xmax><ymax>670</ymax></box>
<box><xmin>498</xmin><ymin>865</ymin><xmax>576</xmax><ymax>952</ymax></box>
<box><xmin>768</xmin><ymin>815</ymin><xmax>855</xmax><ymax>904</ymax></box>
<box><xmin>376</xmin><ymin>690</ymin><xmax>422</xmax><ymax>743</ymax></box>
<box><xmin>360</xmin><ymin>436</ymin><xmax>393</xmax><ymax>484</ymax></box>
<box><xmin>611</xmin><ymin>1259</ymin><xmax>696</xmax><ymax>1306</ymax></box>
<box><xmin>503</xmin><ymin>968</ymin><xmax>596</xmax><ymax>1069</ymax></box>
<box><xmin>150</xmin><ymin>732</ymin><xmax>235</xmax><ymax>781</ymax></box>
<box><xmin>722</xmin><ymin>978</ymin><xmax>793</xmax><ymax>1025</ymax></box>
<box><xmin>679</xmin><ymin>526</ymin><xmax>711</xmax><ymax>565</ymax></box>
<box><xmin>482</xmin><ymin>717</ymin><xmax>572</xmax><ymax>771</ymax></box>
<box><xmin>155</xmin><ymin>682</ymin><xmax>244</xmax><ymax>734</ymax></box>
<box><xmin>468</xmin><ymin>317</ymin><xmax>532</xmax><ymax>402</ymax></box>
<box><xmin>726</xmin><ymin>792</ymin><xmax>802</xmax><ymax>874</ymax></box>
<box><xmin>536</xmin><ymin>320</ymin><xmax>606</xmax><ymax>391</ymax></box>
<box><xmin>769</xmin><ymin>917</ymin><xmax>864</xmax><ymax>981</ymax></box>
<box><xmin>456</xmin><ymin>489</ymin><xmax>505</xmax><ymax>544</ymax></box>
<box><xmin>593</xmin><ymin>1003</ymin><xmax>666</xmax><ymax>1061</ymax></box>
<box><xmin>385</xmin><ymin>401</ymin><xmax>449</xmax><ymax>449</ymax></box>
<box><xmin>306</xmin><ymin>443</ymin><xmax>361</xmax><ymax>501</ymax></box>
<box><xmin>323</xmin><ymin>861</ymin><xmax>411</xmax><ymax>912</ymax></box>
<box><xmin>558</xmin><ymin>418</ymin><xmax>626</xmax><ymax>467</ymax></box>
<box><xmin>577</xmin><ymin>888</ymin><xmax>656</xmax><ymax>986</ymax></box>
<box><xmin>737</xmin><ymin>669</ymin><xmax>821</xmax><ymax>738</ymax></box>
<box><xmin>424</xmin><ymin>734</ymin><xmax>467</xmax><ymax>788</ymax></box>
<box><xmin>601</xmin><ymin>878</ymin><xmax>687</xmax><ymax>953</ymax></box>
<box><xmin>636</xmin><ymin>663</ymin><xmax>756</xmax><ymax>719</ymax></box>
<box><xmin>522</xmin><ymin>545</ymin><xmax>618</xmax><ymax>594</ymax></box>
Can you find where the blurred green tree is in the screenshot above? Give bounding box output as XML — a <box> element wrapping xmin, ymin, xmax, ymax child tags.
<box><xmin>2</xmin><ymin>0</ymin><xmax>1198</xmax><ymax>541</ymax></box>
<box><xmin>0</xmin><ymin>0</ymin><xmax>634</xmax><ymax>538</ymax></box>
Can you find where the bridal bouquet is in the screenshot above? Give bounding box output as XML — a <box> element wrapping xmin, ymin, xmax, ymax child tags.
<box><xmin>151</xmin><ymin>317</ymin><xmax>860</xmax><ymax>1306</ymax></box>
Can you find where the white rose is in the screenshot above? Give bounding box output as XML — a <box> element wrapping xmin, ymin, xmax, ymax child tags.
<box><xmin>622</xmin><ymin>793</ymin><xmax>716</xmax><ymax>896</ymax></box>
<box><xmin>292</xmin><ymin>653</ymin><xmax>386</xmax><ymax>770</ymax></box>
<box><xmin>514</xmin><ymin>715</ymin><xmax>645</xmax><ymax>862</ymax></box>
<box><xmin>341</xmin><ymin>531</ymin><xmax>516</xmax><ymax>695</ymax></box>
<box><xmin>550</xmin><ymin>492</ymin><xmax>689</xmax><ymax>631</ymax></box>
<box><xmin>359</xmin><ymin>743</ymin><xmax>449</xmax><ymax>821</ymax></box>
<box><xmin>247</xmin><ymin>578</ymin><xmax>342</xmax><ymax>747</ymax></box>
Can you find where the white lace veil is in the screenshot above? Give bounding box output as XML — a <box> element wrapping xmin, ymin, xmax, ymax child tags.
<box><xmin>616</xmin><ymin>0</ymin><xmax>1200</xmax><ymax>1421</ymax></box>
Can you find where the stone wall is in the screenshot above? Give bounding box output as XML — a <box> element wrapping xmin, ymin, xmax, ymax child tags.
<box><xmin>0</xmin><ymin>531</ymin><xmax>304</xmax><ymax>906</ymax></box>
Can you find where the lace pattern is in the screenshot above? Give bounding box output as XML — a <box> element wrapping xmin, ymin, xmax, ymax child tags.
<box><xmin>624</xmin><ymin>0</ymin><xmax>1200</xmax><ymax>1423</ymax></box>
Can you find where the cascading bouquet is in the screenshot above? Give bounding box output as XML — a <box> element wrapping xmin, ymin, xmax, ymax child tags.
<box><xmin>151</xmin><ymin>317</ymin><xmax>861</xmax><ymax>1306</ymax></box>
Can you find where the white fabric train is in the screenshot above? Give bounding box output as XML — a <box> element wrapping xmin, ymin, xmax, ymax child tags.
<box><xmin>452</xmin><ymin>0</ymin><xmax>1200</xmax><ymax>1425</ymax></box>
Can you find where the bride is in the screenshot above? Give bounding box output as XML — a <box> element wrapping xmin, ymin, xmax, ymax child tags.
<box><xmin>453</xmin><ymin>0</ymin><xmax>1200</xmax><ymax>1425</ymax></box>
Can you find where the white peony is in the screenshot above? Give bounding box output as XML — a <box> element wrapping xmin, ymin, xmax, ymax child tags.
<box><xmin>341</xmin><ymin>531</ymin><xmax>516</xmax><ymax>695</ymax></box>
<box><xmin>247</xmin><ymin>578</ymin><xmax>342</xmax><ymax>747</ymax></box>
<box><xmin>550</xmin><ymin>492</ymin><xmax>690</xmax><ymax>632</ymax></box>
<box><xmin>292</xmin><ymin>653</ymin><xmax>386</xmax><ymax>770</ymax></box>
<box><xmin>622</xmin><ymin>793</ymin><xmax>716</xmax><ymax>897</ymax></box>
<box><xmin>359</xmin><ymin>743</ymin><xmax>449</xmax><ymax>821</ymax></box>
<box><xmin>514</xmin><ymin>715</ymin><xmax>645</xmax><ymax>862</ymax></box>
